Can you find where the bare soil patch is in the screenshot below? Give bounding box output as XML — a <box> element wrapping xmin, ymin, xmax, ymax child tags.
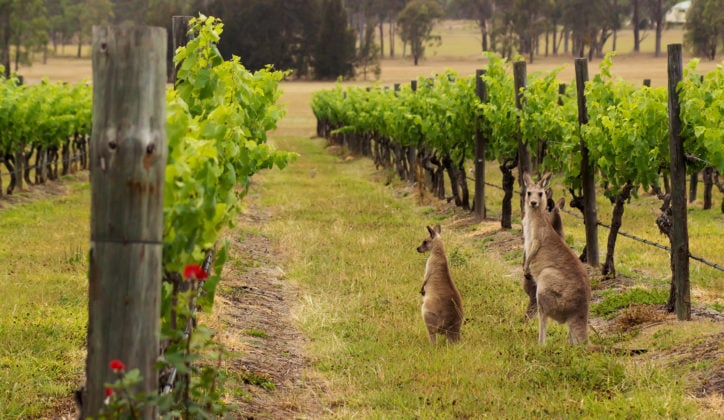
<box><xmin>207</xmin><ymin>203</ymin><xmax>326</xmax><ymax>418</ymax></box>
<box><xmin>0</xmin><ymin>172</ymin><xmax>88</xmax><ymax>210</ymax></box>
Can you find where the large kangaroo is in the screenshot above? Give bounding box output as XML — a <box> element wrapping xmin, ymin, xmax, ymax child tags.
<box><xmin>523</xmin><ymin>173</ymin><xmax>590</xmax><ymax>345</ymax></box>
<box><xmin>523</xmin><ymin>194</ymin><xmax>566</xmax><ymax>320</ymax></box>
<box><xmin>417</xmin><ymin>225</ymin><xmax>463</xmax><ymax>344</ymax></box>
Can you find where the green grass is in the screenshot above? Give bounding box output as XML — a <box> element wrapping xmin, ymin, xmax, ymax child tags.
<box><xmin>246</xmin><ymin>136</ymin><xmax>721</xmax><ymax>418</ymax></box>
<box><xmin>592</xmin><ymin>288</ymin><xmax>670</xmax><ymax>319</ymax></box>
<box><xmin>0</xmin><ymin>182</ymin><xmax>89</xmax><ymax>417</ymax></box>
<box><xmin>1</xmin><ymin>137</ymin><xmax>720</xmax><ymax>417</ymax></box>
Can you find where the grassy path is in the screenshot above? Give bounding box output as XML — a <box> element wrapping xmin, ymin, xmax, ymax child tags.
<box><xmin>242</xmin><ymin>135</ymin><xmax>721</xmax><ymax>418</ymax></box>
<box><xmin>0</xmin><ymin>177</ymin><xmax>89</xmax><ymax>417</ymax></box>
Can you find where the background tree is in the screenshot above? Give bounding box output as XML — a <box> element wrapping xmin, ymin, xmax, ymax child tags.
<box><xmin>450</xmin><ymin>0</ymin><xmax>494</xmax><ymax>52</ymax></box>
<box><xmin>71</xmin><ymin>0</ymin><xmax>113</xmax><ymax>58</ymax></box>
<box><xmin>370</xmin><ymin>0</ymin><xmax>405</xmax><ymax>58</ymax></box>
<box><xmin>397</xmin><ymin>0</ymin><xmax>443</xmax><ymax>65</ymax></box>
<box><xmin>510</xmin><ymin>0</ymin><xmax>547</xmax><ymax>63</ymax></box>
<box><xmin>9</xmin><ymin>0</ymin><xmax>47</xmax><ymax>71</ymax></box>
<box><xmin>644</xmin><ymin>0</ymin><xmax>677</xmax><ymax>57</ymax></box>
<box><xmin>314</xmin><ymin>0</ymin><xmax>356</xmax><ymax>80</ymax></box>
<box><xmin>560</xmin><ymin>0</ymin><xmax>608</xmax><ymax>58</ymax></box>
<box><xmin>199</xmin><ymin>0</ymin><xmax>320</xmax><ymax>77</ymax></box>
<box><xmin>684</xmin><ymin>0</ymin><xmax>724</xmax><ymax>59</ymax></box>
<box><xmin>111</xmin><ymin>0</ymin><xmax>147</xmax><ymax>24</ymax></box>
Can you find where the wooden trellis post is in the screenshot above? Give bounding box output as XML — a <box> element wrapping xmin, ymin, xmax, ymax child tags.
<box><xmin>171</xmin><ymin>15</ymin><xmax>193</xmax><ymax>85</ymax></box>
<box><xmin>666</xmin><ymin>43</ymin><xmax>690</xmax><ymax>320</ymax></box>
<box><xmin>474</xmin><ymin>68</ymin><xmax>487</xmax><ymax>219</ymax></box>
<box><xmin>575</xmin><ymin>57</ymin><xmax>600</xmax><ymax>267</ymax></box>
<box><xmin>82</xmin><ymin>25</ymin><xmax>167</xmax><ymax>417</ymax></box>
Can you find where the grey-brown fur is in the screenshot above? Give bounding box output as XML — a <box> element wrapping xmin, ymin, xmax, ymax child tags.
<box><xmin>417</xmin><ymin>225</ymin><xmax>463</xmax><ymax>344</ymax></box>
<box><xmin>523</xmin><ymin>173</ymin><xmax>590</xmax><ymax>345</ymax></box>
<box><xmin>524</xmin><ymin>194</ymin><xmax>565</xmax><ymax>320</ymax></box>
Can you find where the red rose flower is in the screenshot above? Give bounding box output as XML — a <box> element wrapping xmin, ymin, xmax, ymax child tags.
<box><xmin>109</xmin><ymin>359</ymin><xmax>125</xmax><ymax>372</ymax></box>
<box><xmin>183</xmin><ymin>264</ymin><xmax>208</xmax><ymax>281</ymax></box>
<box><xmin>105</xmin><ymin>387</ymin><xmax>114</xmax><ymax>397</ymax></box>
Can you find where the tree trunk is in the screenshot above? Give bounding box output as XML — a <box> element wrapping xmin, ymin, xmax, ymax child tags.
<box><xmin>689</xmin><ymin>171</ymin><xmax>698</xmax><ymax>202</ymax></box>
<box><xmin>714</xmin><ymin>170</ymin><xmax>724</xmax><ymax>213</ymax></box>
<box><xmin>513</xmin><ymin>61</ymin><xmax>531</xmax><ymax>215</ymax></box>
<box><xmin>77</xmin><ymin>32</ymin><xmax>82</xmax><ymax>58</ymax></box>
<box><xmin>613</xmin><ymin>29</ymin><xmax>618</xmax><ymax>51</ymax></box>
<box><xmin>62</xmin><ymin>141</ymin><xmax>71</xmax><ymax>175</ymax></box>
<box><xmin>575</xmin><ymin>58</ymin><xmax>599</xmax><ymax>266</ymax></box>
<box><xmin>702</xmin><ymin>167</ymin><xmax>713</xmax><ymax>209</ymax></box>
<box><xmin>602</xmin><ymin>182</ymin><xmax>634</xmax><ymax>277</ymax></box>
<box><xmin>474</xmin><ymin>69</ymin><xmax>487</xmax><ymax>218</ymax></box>
<box><xmin>480</xmin><ymin>19</ymin><xmax>488</xmax><ymax>52</ymax></box>
<box><xmin>500</xmin><ymin>158</ymin><xmax>516</xmax><ymax>229</ymax></box>
<box><xmin>655</xmin><ymin>19</ymin><xmax>662</xmax><ymax>57</ymax></box>
<box><xmin>389</xmin><ymin>19</ymin><xmax>395</xmax><ymax>58</ymax></box>
<box><xmin>442</xmin><ymin>154</ymin><xmax>461</xmax><ymax>207</ymax></box>
<box><xmin>4</xmin><ymin>154</ymin><xmax>15</xmax><ymax>194</ymax></box>
<box><xmin>82</xmin><ymin>25</ymin><xmax>167</xmax><ymax>418</ymax></box>
<box><xmin>655</xmin><ymin>192</ymin><xmax>675</xmax><ymax>311</ymax></box>
<box><xmin>24</xmin><ymin>146</ymin><xmax>34</xmax><ymax>186</ymax></box>
<box><xmin>633</xmin><ymin>0</ymin><xmax>641</xmax><ymax>52</ymax></box>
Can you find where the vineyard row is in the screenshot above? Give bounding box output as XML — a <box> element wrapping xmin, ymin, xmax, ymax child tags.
<box><xmin>311</xmin><ymin>47</ymin><xmax>724</xmax><ymax>317</ymax></box>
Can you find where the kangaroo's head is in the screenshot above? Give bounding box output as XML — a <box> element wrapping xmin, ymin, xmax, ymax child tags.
<box><xmin>523</xmin><ymin>172</ymin><xmax>552</xmax><ymax>212</ymax></box>
<box><xmin>417</xmin><ymin>224</ymin><xmax>442</xmax><ymax>253</ymax></box>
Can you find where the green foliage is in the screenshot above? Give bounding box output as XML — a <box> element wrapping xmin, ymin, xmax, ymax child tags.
<box><xmin>479</xmin><ymin>53</ymin><xmax>518</xmax><ymax>163</ymax></box>
<box><xmin>582</xmin><ymin>53</ymin><xmax>670</xmax><ymax>200</ymax></box>
<box><xmin>0</xmin><ymin>75</ymin><xmax>92</xmax><ymax>156</ymax></box>
<box><xmin>150</xmin><ymin>14</ymin><xmax>295</xmax><ymax>414</ymax></box>
<box><xmin>591</xmin><ymin>288</ymin><xmax>669</xmax><ymax>319</ymax></box>
<box><xmin>680</xmin><ymin>60</ymin><xmax>724</xmax><ymax>173</ymax></box>
<box><xmin>164</xmin><ymin>14</ymin><xmax>296</xmax><ymax>275</ymax></box>
<box><xmin>397</xmin><ymin>0</ymin><xmax>444</xmax><ymax>65</ymax></box>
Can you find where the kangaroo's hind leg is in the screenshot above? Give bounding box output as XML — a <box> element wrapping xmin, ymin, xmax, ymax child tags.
<box><xmin>567</xmin><ymin>314</ymin><xmax>588</xmax><ymax>345</ymax></box>
<box><xmin>444</xmin><ymin>323</ymin><xmax>461</xmax><ymax>343</ymax></box>
<box><xmin>537</xmin><ymin>312</ymin><xmax>549</xmax><ymax>344</ymax></box>
<box><xmin>423</xmin><ymin>310</ymin><xmax>440</xmax><ymax>345</ymax></box>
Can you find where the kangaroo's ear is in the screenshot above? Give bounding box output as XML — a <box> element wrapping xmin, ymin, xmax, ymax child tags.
<box><xmin>540</xmin><ymin>172</ymin><xmax>552</xmax><ymax>189</ymax></box>
<box><xmin>557</xmin><ymin>197</ymin><xmax>565</xmax><ymax>210</ymax></box>
<box><xmin>427</xmin><ymin>225</ymin><xmax>435</xmax><ymax>237</ymax></box>
<box><xmin>522</xmin><ymin>172</ymin><xmax>534</xmax><ymax>187</ymax></box>
<box><xmin>434</xmin><ymin>224</ymin><xmax>442</xmax><ymax>235</ymax></box>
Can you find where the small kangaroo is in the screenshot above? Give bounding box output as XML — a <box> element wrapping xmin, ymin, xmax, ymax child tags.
<box><xmin>523</xmin><ymin>194</ymin><xmax>566</xmax><ymax>320</ymax></box>
<box><xmin>417</xmin><ymin>225</ymin><xmax>463</xmax><ymax>344</ymax></box>
<box><xmin>522</xmin><ymin>173</ymin><xmax>590</xmax><ymax>345</ymax></box>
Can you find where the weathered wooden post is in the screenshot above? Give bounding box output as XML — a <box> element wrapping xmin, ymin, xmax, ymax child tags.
<box><xmin>82</xmin><ymin>25</ymin><xmax>167</xmax><ymax>417</ymax></box>
<box><xmin>171</xmin><ymin>15</ymin><xmax>193</xmax><ymax>85</ymax></box>
<box><xmin>666</xmin><ymin>43</ymin><xmax>690</xmax><ymax>320</ymax></box>
<box><xmin>13</xmin><ymin>76</ymin><xmax>23</xmax><ymax>192</ymax></box>
<box><xmin>574</xmin><ymin>57</ymin><xmax>600</xmax><ymax>267</ymax></box>
<box><xmin>513</xmin><ymin>60</ymin><xmax>531</xmax><ymax>215</ymax></box>
<box><xmin>474</xmin><ymin>68</ymin><xmax>487</xmax><ymax>219</ymax></box>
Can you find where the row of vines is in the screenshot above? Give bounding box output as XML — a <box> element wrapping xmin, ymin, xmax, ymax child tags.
<box><xmin>0</xmin><ymin>77</ymin><xmax>91</xmax><ymax>195</ymax></box>
<box><xmin>311</xmin><ymin>52</ymin><xmax>723</xmax><ymax>284</ymax></box>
